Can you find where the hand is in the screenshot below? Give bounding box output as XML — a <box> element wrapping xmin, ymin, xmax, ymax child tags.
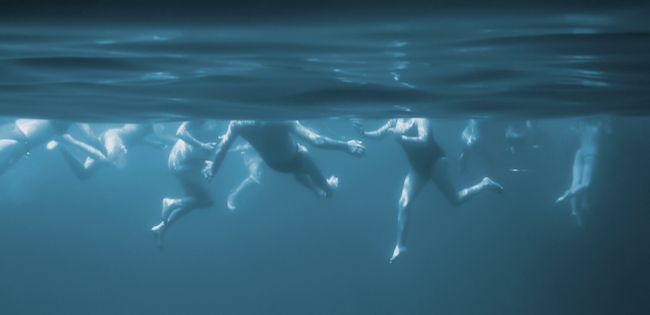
<box><xmin>346</xmin><ymin>139</ymin><xmax>366</xmax><ymax>156</ymax></box>
<box><xmin>201</xmin><ymin>142</ymin><xmax>217</xmax><ymax>151</ymax></box>
<box><xmin>202</xmin><ymin>160</ymin><xmax>215</xmax><ymax>180</ymax></box>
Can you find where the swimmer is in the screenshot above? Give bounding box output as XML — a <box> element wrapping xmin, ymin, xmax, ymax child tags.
<box><xmin>555</xmin><ymin>118</ymin><xmax>609</xmax><ymax>226</ymax></box>
<box><xmin>460</xmin><ymin>119</ymin><xmax>481</xmax><ymax>172</ymax></box>
<box><xmin>354</xmin><ymin>118</ymin><xmax>504</xmax><ymax>263</ymax></box>
<box><xmin>0</xmin><ymin>119</ymin><xmax>102</xmax><ymax>175</ymax></box>
<box><xmin>505</xmin><ymin>120</ymin><xmax>537</xmax><ymax>155</ymax></box>
<box><xmin>51</xmin><ymin>123</ymin><xmax>173</xmax><ymax>179</ymax></box>
<box><xmin>458</xmin><ymin>119</ymin><xmax>498</xmax><ymax>173</ymax></box>
<box><xmin>151</xmin><ymin>121</ymin><xmax>218</xmax><ymax>248</ymax></box>
<box><xmin>202</xmin><ymin>120</ymin><xmax>365</xmax><ymax>199</ymax></box>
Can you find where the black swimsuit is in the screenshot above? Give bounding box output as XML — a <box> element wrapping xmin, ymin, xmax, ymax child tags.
<box><xmin>400</xmin><ymin>126</ymin><xmax>445</xmax><ymax>175</ymax></box>
<box><xmin>239</xmin><ymin>122</ymin><xmax>306</xmax><ymax>174</ymax></box>
<box><xmin>265</xmin><ymin>147</ymin><xmax>306</xmax><ymax>173</ymax></box>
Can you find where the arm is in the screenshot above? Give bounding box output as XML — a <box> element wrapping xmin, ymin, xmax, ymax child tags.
<box><xmin>60</xmin><ymin>133</ymin><xmax>107</xmax><ymax>162</ymax></box>
<box><xmin>228</xmin><ymin>143</ymin><xmax>252</xmax><ymax>153</ymax></box>
<box><xmin>70</xmin><ymin>123</ymin><xmax>105</xmax><ymax>149</ymax></box>
<box><xmin>292</xmin><ymin>121</ymin><xmax>365</xmax><ymax>156</ymax></box>
<box><xmin>292</xmin><ymin>121</ymin><xmax>347</xmax><ymax>150</ymax></box>
<box><xmin>353</xmin><ymin>119</ymin><xmax>396</xmax><ymax>139</ymax></box>
<box><xmin>400</xmin><ymin>118</ymin><xmax>430</xmax><ymax>144</ymax></box>
<box><xmin>203</xmin><ymin>121</ymin><xmax>239</xmax><ymax>179</ymax></box>
<box><xmin>177</xmin><ymin>121</ymin><xmax>214</xmax><ymax>150</ymax></box>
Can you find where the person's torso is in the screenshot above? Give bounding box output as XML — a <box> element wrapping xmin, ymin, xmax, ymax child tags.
<box><xmin>397</xmin><ymin>119</ymin><xmax>443</xmax><ymax>170</ymax></box>
<box><xmin>238</xmin><ymin>121</ymin><xmax>297</xmax><ymax>166</ymax></box>
<box><xmin>168</xmin><ymin>122</ymin><xmax>216</xmax><ymax>170</ymax></box>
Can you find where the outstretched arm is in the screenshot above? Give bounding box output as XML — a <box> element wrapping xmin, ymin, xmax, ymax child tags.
<box><xmin>69</xmin><ymin>123</ymin><xmax>105</xmax><ymax>150</ymax></box>
<box><xmin>203</xmin><ymin>121</ymin><xmax>239</xmax><ymax>179</ymax></box>
<box><xmin>400</xmin><ymin>118</ymin><xmax>430</xmax><ymax>144</ymax></box>
<box><xmin>292</xmin><ymin>121</ymin><xmax>365</xmax><ymax>156</ymax></box>
<box><xmin>353</xmin><ymin>119</ymin><xmax>396</xmax><ymax>139</ymax></box>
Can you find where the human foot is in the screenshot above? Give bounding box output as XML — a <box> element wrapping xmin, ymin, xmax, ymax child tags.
<box><xmin>389</xmin><ymin>244</ymin><xmax>407</xmax><ymax>264</ymax></box>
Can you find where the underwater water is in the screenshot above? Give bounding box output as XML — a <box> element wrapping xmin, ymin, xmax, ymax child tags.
<box><xmin>1</xmin><ymin>6</ymin><xmax>649</xmax><ymax>315</ymax></box>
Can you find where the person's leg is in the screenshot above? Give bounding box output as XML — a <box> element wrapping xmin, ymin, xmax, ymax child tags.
<box><xmin>104</xmin><ymin>133</ymin><xmax>128</xmax><ymax>168</ymax></box>
<box><xmin>579</xmin><ymin>162</ymin><xmax>593</xmax><ymax>212</ymax></box>
<box><xmin>571</xmin><ymin>154</ymin><xmax>595</xmax><ymax>225</ymax></box>
<box><xmin>227</xmin><ymin>156</ymin><xmax>263</xmax><ymax>211</ymax></box>
<box><xmin>166</xmin><ymin>173</ymin><xmax>213</xmax><ymax>224</ymax></box>
<box><xmin>0</xmin><ymin>139</ymin><xmax>27</xmax><ymax>175</ymax></box>
<box><xmin>292</xmin><ymin>171</ymin><xmax>316</xmax><ymax>191</ymax></box>
<box><xmin>557</xmin><ymin>149</ymin><xmax>583</xmax><ymax>204</ymax></box>
<box><xmin>55</xmin><ymin>144</ymin><xmax>102</xmax><ymax>180</ymax></box>
<box><xmin>577</xmin><ymin>154</ymin><xmax>595</xmax><ymax>209</ymax></box>
<box><xmin>390</xmin><ymin>170</ymin><xmax>425</xmax><ymax>264</ymax></box>
<box><xmin>152</xmin><ymin>171</ymin><xmax>213</xmax><ymax>247</ymax></box>
<box><xmin>570</xmin><ymin>196</ymin><xmax>583</xmax><ymax>226</ymax></box>
<box><xmin>293</xmin><ymin>147</ymin><xmax>338</xmax><ymax>198</ymax></box>
<box><xmin>432</xmin><ymin>157</ymin><xmax>503</xmax><ymax>206</ymax></box>
<box><xmin>227</xmin><ymin>176</ymin><xmax>258</xmax><ymax>211</ymax></box>
<box><xmin>301</xmin><ymin>154</ymin><xmax>339</xmax><ymax>198</ymax></box>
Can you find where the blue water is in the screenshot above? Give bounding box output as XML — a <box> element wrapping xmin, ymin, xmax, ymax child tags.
<box><xmin>1</xmin><ymin>8</ymin><xmax>649</xmax><ymax>315</ymax></box>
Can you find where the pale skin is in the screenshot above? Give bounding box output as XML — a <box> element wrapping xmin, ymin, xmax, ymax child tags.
<box><xmin>151</xmin><ymin>121</ymin><xmax>218</xmax><ymax>248</ymax></box>
<box><xmin>555</xmin><ymin>119</ymin><xmax>608</xmax><ymax>226</ymax></box>
<box><xmin>226</xmin><ymin>143</ymin><xmax>264</xmax><ymax>211</ymax></box>
<box><xmin>353</xmin><ymin>118</ymin><xmax>504</xmax><ymax>263</ymax></box>
<box><xmin>459</xmin><ymin>119</ymin><xmax>485</xmax><ymax>172</ymax></box>
<box><xmin>0</xmin><ymin>119</ymin><xmax>103</xmax><ymax>175</ymax></box>
<box><xmin>53</xmin><ymin>123</ymin><xmax>174</xmax><ymax>179</ymax></box>
<box><xmin>505</xmin><ymin>120</ymin><xmax>536</xmax><ymax>155</ymax></box>
<box><xmin>203</xmin><ymin>120</ymin><xmax>366</xmax><ymax>198</ymax></box>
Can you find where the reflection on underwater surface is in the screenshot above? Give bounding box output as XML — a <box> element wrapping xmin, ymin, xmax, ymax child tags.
<box><xmin>1</xmin><ymin>10</ymin><xmax>650</xmax><ymax>120</ymax></box>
